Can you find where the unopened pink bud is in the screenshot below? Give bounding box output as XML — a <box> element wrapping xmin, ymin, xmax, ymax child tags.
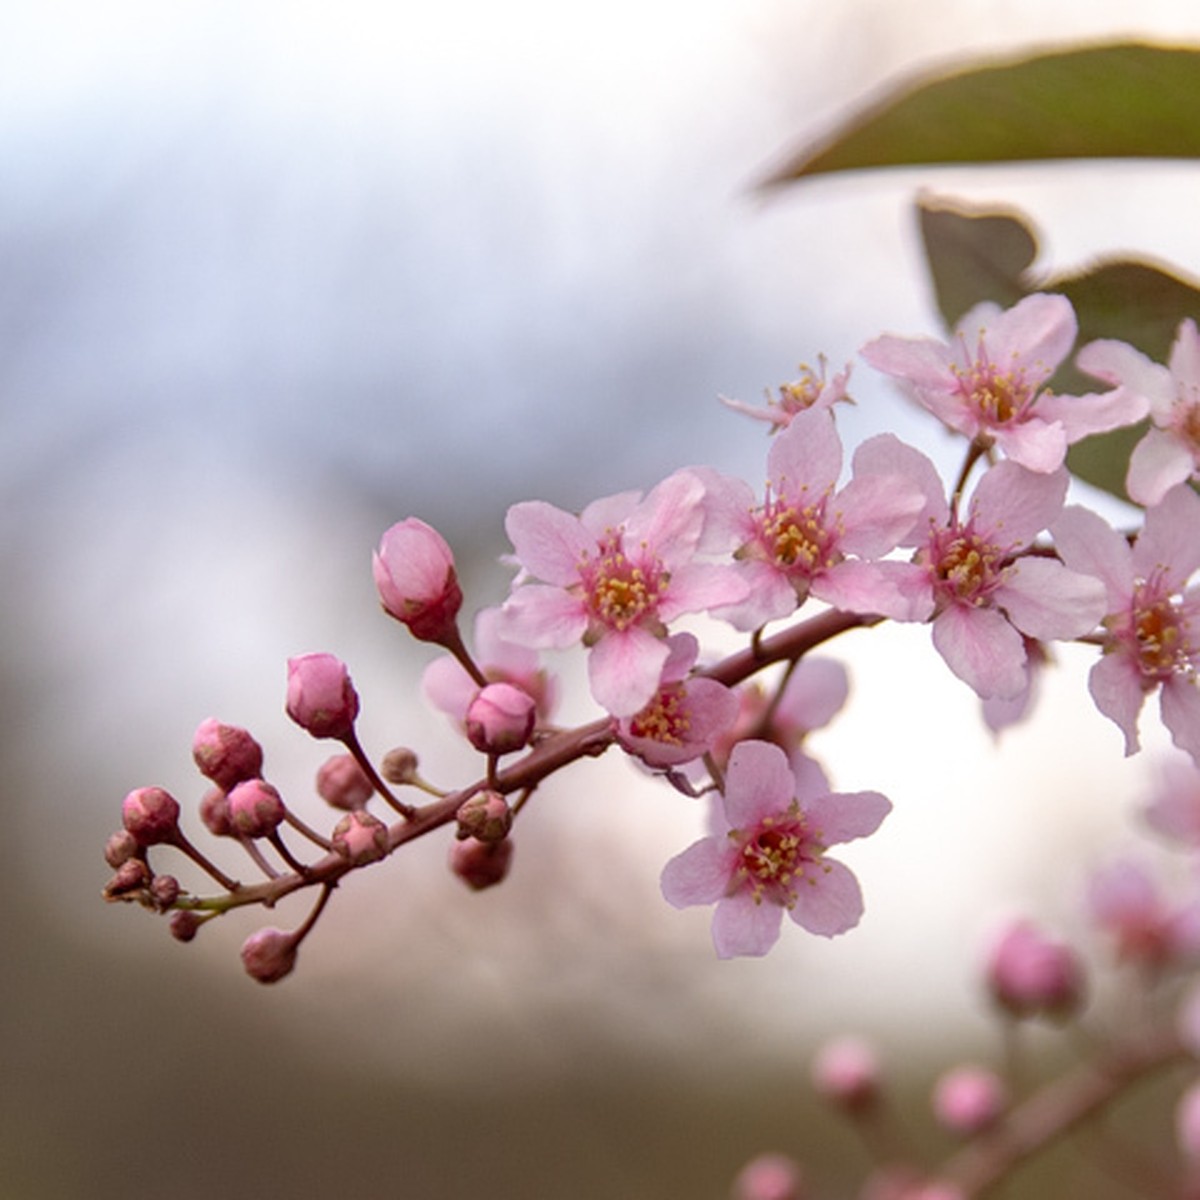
<box><xmin>331</xmin><ymin>810</ymin><xmax>389</xmax><ymax>866</ymax></box>
<box><xmin>122</xmin><ymin>786</ymin><xmax>181</xmax><ymax>847</ymax></box>
<box><xmin>932</xmin><ymin>1065</ymin><xmax>1006</xmax><ymax>1135</ymax></box>
<box><xmin>227</xmin><ymin>779</ymin><xmax>286</xmax><ymax>839</ymax></box>
<box><xmin>381</xmin><ymin>747</ymin><xmax>419</xmax><ymax>785</ymax></box>
<box><xmin>730</xmin><ymin>1153</ymin><xmax>806</xmax><ymax>1200</ymax></box>
<box><xmin>466</xmin><ymin>683</ymin><xmax>537</xmax><ymax>755</ymax></box>
<box><xmin>240</xmin><ymin>927</ymin><xmax>298</xmax><ymax>984</ymax></box>
<box><xmin>103</xmin><ymin>857</ymin><xmax>152</xmax><ymax>898</ymax></box>
<box><xmin>985</xmin><ymin>919</ymin><xmax>1085</xmax><ymax>1020</ymax></box>
<box><xmin>456</xmin><ymin>790</ymin><xmax>513</xmax><ymax>843</ymax></box>
<box><xmin>169</xmin><ymin>910</ymin><xmax>202</xmax><ymax>943</ymax></box>
<box><xmin>104</xmin><ymin>829</ymin><xmax>139</xmax><ymax>869</ymax></box>
<box><xmin>191</xmin><ymin>717</ymin><xmax>264</xmax><ymax>790</ymax></box>
<box><xmin>811</xmin><ymin>1035</ymin><xmax>881</xmax><ymax>1114</ymax></box>
<box><xmin>200</xmin><ymin>787</ymin><xmax>234</xmax><ymax>837</ymax></box>
<box><xmin>372</xmin><ymin>518</ymin><xmax>463</xmax><ymax>643</ymax></box>
<box><xmin>316</xmin><ymin>753</ymin><xmax>374</xmax><ymax>810</ymax></box>
<box><xmin>150</xmin><ymin>874</ymin><xmax>181</xmax><ymax>909</ymax></box>
<box><xmin>450</xmin><ymin>836</ymin><xmax>513</xmax><ymax>890</ymax></box>
<box><xmin>286</xmin><ymin>653</ymin><xmax>360</xmax><ymax>739</ymax></box>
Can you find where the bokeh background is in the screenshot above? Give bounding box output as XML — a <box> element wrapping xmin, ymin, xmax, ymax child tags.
<box><xmin>5</xmin><ymin>1</ymin><xmax>1200</xmax><ymax>1196</ymax></box>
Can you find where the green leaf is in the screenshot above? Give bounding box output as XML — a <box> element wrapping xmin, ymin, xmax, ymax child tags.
<box><xmin>765</xmin><ymin>41</ymin><xmax>1200</xmax><ymax>185</ymax></box>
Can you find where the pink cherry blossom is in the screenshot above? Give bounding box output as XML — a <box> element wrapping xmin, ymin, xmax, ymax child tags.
<box><xmin>500</xmin><ymin>470</ymin><xmax>747</xmax><ymax>717</ymax></box>
<box><xmin>616</xmin><ymin>633</ymin><xmax>739</xmax><ymax>768</ymax></box>
<box><xmin>1087</xmin><ymin>857</ymin><xmax>1200</xmax><ymax>971</ymax></box>
<box><xmin>720</xmin><ymin>355</ymin><xmax>851</xmax><ymax>430</ymax></box>
<box><xmin>861</xmin><ymin>293</ymin><xmax>1145</xmax><ymax>473</ymax></box>
<box><xmin>660</xmin><ymin>739</ymin><xmax>890</xmax><ymax>957</ymax></box>
<box><xmin>372</xmin><ymin>517</ymin><xmax>463</xmax><ymax>644</ymax></box>
<box><xmin>856</xmin><ymin>441</ymin><xmax>1106</xmax><ymax>699</ymax></box>
<box><xmin>1077</xmin><ymin>318</ymin><xmax>1200</xmax><ymax>505</ymax></box>
<box><xmin>1053</xmin><ymin>484</ymin><xmax>1200</xmax><ymax>762</ymax></box>
<box><xmin>1143</xmin><ymin>758</ymin><xmax>1200</xmax><ymax>847</ymax></box>
<box><xmin>701</xmin><ymin>409</ymin><xmax>926</xmax><ymax>631</ymax></box>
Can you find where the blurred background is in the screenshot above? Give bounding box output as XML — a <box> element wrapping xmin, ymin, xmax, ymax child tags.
<box><xmin>5</xmin><ymin>1</ymin><xmax>1200</xmax><ymax>1196</ymax></box>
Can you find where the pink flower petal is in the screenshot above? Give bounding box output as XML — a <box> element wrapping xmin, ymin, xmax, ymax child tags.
<box><xmin>660</xmin><ymin>838</ymin><xmax>734</xmax><ymax>907</ymax></box>
<box><xmin>505</xmin><ymin>501</ymin><xmax>593</xmax><ymax>585</ymax></box>
<box><xmin>722</xmin><ymin>740</ymin><xmax>796</xmax><ymax>828</ymax></box>
<box><xmin>1162</xmin><ymin>676</ymin><xmax>1200</xmax><ymax>765</ymax></box>
<box><xmin>1052</xmin><ymin>506</ymin><xmax>1134</xmax><ymax>607</ymax></box>
<box><xmin>499</xmin><ymin>584</ymin><xmax>588</xmax><ymax>648</ymax></box>
<box><xmin>766</xmin><ymin>408</ymin><xmax>842</xmax><ymax>497</ymax></box>
<box><xmin>1088</xmin><ymin>653</ymin><xmax>1147</xmax><ymax>756</ymax></box>
<box><xmin>587</xmin><ymin>626</ymin><xmax>670</xmax><ymax>717</ymax></box>
<box><xmin>788</xmin><ymin>859</ymin><xmax>864</xmax><ymax>937</ymax></box>
<box><xmin>1128</xmin><ymin>428</ymin><xmax>1196</xmax><ymax>507</ymax></box>
<box><xmin>970</xmin><ymin>462</ymin><xmax>1067</xmax><ymax>547</ymax></box>
<box><xmin>713</xmin><ymin>891</ymin><xmax>785</xmax><ymax>958</ymax></box>
<box><xmin>1134</xmin><ymin>484</ymin><xmax>1200</xmax><ymax>584</ymax></box>
<box><xmin>997</xmin><ymin>558</ymin><xmax>1105</xmax><ymax>640</ymax></box>
<box><xmin>932</xmin><ymin>604</ymin><xmax>1028</xmax><ymax>699</ymax></box>
<box><xmin>803</xmin><ymin>790</ymin><xmax>892</xmax><ymax>846</ymax></box>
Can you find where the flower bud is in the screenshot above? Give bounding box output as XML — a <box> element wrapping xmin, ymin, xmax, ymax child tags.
<box><xmin>450</xmin><ymin>836</ymin><xmax>513</xmax><ymax>890</ymax></box>
<box><xmin>227</xmin><ymin>779</ymin><xmax>286</xmax><ymax>839</ymax></box>
<box><xmin>381</xmin><ymin>747</ymin><xmax>419</xmax><ymax>785</ymax></box>
<box><xmin>372</xmin><ymin>518</ymin><xmax>463</xmax><ymax>643</ymax></box>
<box><xmin>730</xmin><ymin>1153</ymin><xmax>806</xmax><ymax>1200</ymax></box>
<box><xmin>122</xmin><ymin>786</ymin><xmax>181</xmax><ymax>847</ymax></box>
<box><xmin>316</xmin><ymin>753</ymin><xmax>374</xmax><ymax>811</ymax></box>
<box><xmin>169</xmin><ymin>910</ymin><xmax>202</xmax><ymax>943</ymax></box>
<box><xmin>103</xmin><ymin>857</ymin><xmax>152</xmax><ymax>899</ymax></box>
<box><xmin>811</xmin><ymin>1035</ymin><xmax>881</xmax><ymax>1114</ymax></box>
<box><xmin>331</xmin><ymin>810</ymin><xmax>389</xmax><ymax>866</ymax></box>
<box><xmin>192</xmin><ymin>718</ymin><xmax>264</xmax><ymax>791</ymax></box>
<box><xmin>104</xmin><ymin>829</ymin><xmax>139</xmax><ymax>869</ymax></box>
<box><xmin>150</xmin><ymin>874</ymin><xmax>181</xmax><ymax>909</ymax></box>
<box><xmin>455</xmin><ymin>790</ymin><xmax>513</xmax><ymax>843</ymax></box>
<box><xmin>240</xmin><ymin>927</ymin><xmax>298</xmax><ymax>984</ymax></box>
<box><xmin>985</xmin><ymin>919</ymin><xmax>1085</xmax><ymax>1020</ymax></box>
<box><xmin>466</xmin><ymin>683</ymin><xmax>537</xmax><ymax>755</ymax></box>
<box><xmin>285</xmin><ymin>653</ymin><xmax>360</xmax><ymax>740</ymax></box>
<box><xmin>931</xmin><ymin>1065</ymin><xmax>1006</xmax><ymax>1135</ymax></box>
<box><xmin>200</xmin><ymin>787</ymin><xmax>234</xmax><ymax>837</ymax></box>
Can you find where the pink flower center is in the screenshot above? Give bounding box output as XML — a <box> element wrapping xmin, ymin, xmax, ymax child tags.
<box><xmin>954</xmin><ymin>354</ymin><xmax>1033</xmax><ymax>426</ymax></box>
<box><xmin>747</xmin><ymin>488</ymin><xmax>841</xmax><ymax>581</ymax></box>
<box><xmin>731</xmin><ymin>809</ymin><xmax>822</xmax><ymax>906</ymax></box>
<box><xmin>628</xmin><ymin>683</ymin><xmax>690</xmax><ymax>746</ymax></box>
<box><xmin>578</xmin><ymin>532</ymin><xmax>668</xmax><ymax>633</ymax></box>
<box><xmin>1112</xmin><ymin>573</ymin><xmax>1196</xmax><ymax>680</ymax></box>
<box><xmin>924</xmin><ymin>522</ymin><xmax>1007</xmax><ymax>607</ymax></box>
<box><xmin>775</xmin><ymin>363</ymin><xmax>826</xmax><ymax>417</ymax></box>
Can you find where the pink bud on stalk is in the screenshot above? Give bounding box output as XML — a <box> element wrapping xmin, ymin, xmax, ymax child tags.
<box><xmin>450</xmin><ymin>836</ymin><xmax>513</xmax><ymax>890</ymax></box>
<box><xmin>455</xmin><ymin>790</ymin><xmax>513</xmax><ymax>843</ymax></box>
<box><xmin>240</xmin><ymin>927</ymin><xmax>299</xmax><ymax>984</ymax></box>
<box><xmin>465</xmin><ymin>683</ymin><xmax>537</xmax><ymax>755</ymax></box>
<box><xmin>372</xmin><ymin>518</ymin><xmax>463</xmax><ymax>644</ymax></box>
<box><xmin>191</xmin><ymin>718</ymin><xmax>264</xmax><ymax>791</ymax></box>
<box><xmin>932</xmin><ymin>1065</ymin><xmax>1007</xmax><ymax>1135</ymax></box>
<box><xmin>730</xmin><ymin>1154</ymin><xmax>807</xmax><ymax>1200</ymax></box>
<box><xmin>286</xmin><ymin>653</ymin><xmax>360</xmax><ymax>740</ymax></box>
<box><xmin>985</xmin><ymin>919</ymin><xmax>1085</xmax><ymax>1020</ymax></box>
<box><xmin>316</xmin><ymin>753</ymin><xmax>374</xmax><ymax>811</ymax></box>
<box><xmin>331</xmin><ymin>810</ymin><xmax>389</xmax><ymax>866</ymax></box>
<box><xmin>121</xmin><ymin>786</ymin><xmax>181</xmax><ymax>847</ymax></box>
<box><xmin>227</xmin><ymin>779</ymin><xmax>287</xmax><ymax>839</ymax></box>
<box><xmin>811</xmin><ymin>1035</ymin><xmax>881</xmax><ymax>1115</ymax></box>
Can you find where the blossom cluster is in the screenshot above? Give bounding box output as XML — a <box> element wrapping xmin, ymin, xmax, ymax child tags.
<box><xmin>104</xmin><ymin>291</ymin><xmax>1200</xmax><ymax>978</ymax></box>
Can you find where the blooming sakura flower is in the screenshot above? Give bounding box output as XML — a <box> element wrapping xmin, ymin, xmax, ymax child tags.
<box><xmin>660</xmin><ymin>739</ymin><xmax>890</xmax><ymax>957</ymax></box>
<box><xmin>721</xmin><ymin>355</ymin><xmax>851</xmax><ymax>430</ymax></box>
<box><xmin>1087</xmin><ymin>857</ymin><xmax>1200</xmax><ymax>970</ymax></box>
<box><xmin>500</xmin><ymin>470</ymin><xmax>747</xmax><ymax>717</ymax></box>
<box><xmin>861</xmin><ymin>293</ymin><xmax>1145</xmax><ymax>472</ymax></box>
<box><xmin>858</xmin><ymin>438</ymin><xmax>1106</xmax><ymax>699</ymax></box>
<box><xmin>1077</xmin><ymin>318</ymin><xmax>1200</xmax><ymax>505</ymax></box>
<box><xmin>1053</xmin><ymin>484</ymin><xmax>1200</xmax><ymax>762</ymax></box>
<box><xmin>373</xmin><ymin>517</ymin><xmax>463</xmax><ymax>644</ymax></box>
<box><xmin>702</xmin><ymin>409</ymin><xmax>926</xmax><ymax>631</ymax></box>
<box><xmin>616</xmin><ymin>633</ymin><xmax>738</xmax><ymax>768</ymax></box>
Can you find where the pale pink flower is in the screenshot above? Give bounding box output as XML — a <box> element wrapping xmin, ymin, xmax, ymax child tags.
<box><xmin>858</xmin><ymin>442</ymin><xmax>1106</xmax><ymax>699</ymax></box>
<box><xmin>616</xmin><ymin>633</ymin><xmax>739</xmax><ymax>768</ymax></box>
<box><xmin>500</xmin><ymin>470</ymin><xmax>746</xmax><ymax>717</ymax></box>
<box><xmin>422</xmin><ymin>607</ymin><xmax>557</xmax><ymax>731</ymax></box>
<box><xmin>1053</xmin><ymin>484</ymin><xmax>1200</xmax><ymax>762</ymax></box>
<box><xmin>1087</xmin><ymin>857</ymin><xmax>1200</xmax><ymax>970</ymax></box>
<box><xmin>660</xmin><ymin>740</ymin><xmax>890</xmax><ymax>957</ymax></box>
<box><xmin>720</xmin><ymin>355</ymin><xmax>851</xmax><ymax>430</ymax></box>
<box><xmin>1077</xmin><ymin>318</ymin><xmax>1200</xmax><ymax>505</ymax></box>
<box><xmin>701</xmin><ymin>409</ymin><xmax>926</xmax><ymax>631</ymax></box>
<box><xmin>862</xmin><ymin>293</ymin><xmax>1145</xmax><ymax>472</ymax></box>
<box><xmin>1144</xmin><ymin>758</ymin><xmax>1200</xmax><ymax>847</ymax></box>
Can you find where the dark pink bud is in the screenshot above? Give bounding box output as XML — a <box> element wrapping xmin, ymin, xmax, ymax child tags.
<box><xmin>466</xmin><ymin>683</ymin><xmax>536</xmax><ymax>755</ymax></box>
<box><xmin>731</xmin><ymin>1153</ymin><xmax>807</xmax><ymax>1200</ymax></box>
<box><xmin>316</xmin><ymin>753</ymin><xmax>374</xmax><ymax>811</ymax></box>
<box><xmin>169</xmin><ymin>910</ymin><xmax>202</xmax><ymax>943</ymax></box>
<box><xmin>811</xmin><ymin>1035</ymin><xmax>881</xmax><ymax>1114</ymax></box>
<box><xmin>455</xmin><ymin>790</ymin><xmax>512</xmax><ymax>843</ymax></box>
<box><xmin>985</xmin><ymin>919</ymin><xmax>1085</xmax><ymax>1020</ymax></box>
<box><xmin>240</xmin><ymin>927</ymin><xmax>298</xmax><ymax>984</ymax></box>
<box><xmin>104</xmin><ymin>829</ymin><xmax>139</xmax><ymax>869</ymax></box>
<box><xmin>122</xmin><ymin>786</ymin><xmax>181</xmax><ymax>847</ymax></box>
<box><xmin>286</xmin><ymin>653</ymin><xmax>360</xmax><ymax>739</ymax></box>
<box><xmin>449</xmin><ymin>836</ymin><xmax>513</xmax><ymax>890</ymax></box>
<box><xmin>103</xmin><ymin>857</ymin><xmax>152</xmax><ymax>899</ymax></box>
<box><xmin>381</xmin><ymin>747</ymin><xmax>419</xmax><ymax>785</ymax></box>
<box><xmin>227</xmin><ymin>779</ymin><xmax>286</xmax><ymax>839</ymax></box>
<box><xmin>331</xmin><ymin>810</ymin><xmax>389</xmax><ymax>866</ymax></box>
<box><xmin>932</xmin><ymin>1065</ymin><xmax>1006</xmax><ymax>1135</ymax></box>
<box><xmin>372</xmin><ymin>518</ymin><xmax>463</xmax><ymax>643</ymax></box>
<box><xmin>192</xmin><ymin>717</ymin><xmax>264</xmax><ymax>790</ymax></box>
<box><xmin>199</xmin><ymin>787</ymin><xmax>234</xmax><ymax>837</ymax></box>
<box><xmin>150</xmin><ymin>874</ymin><xmax>181</xmax><ymax>910</ymax></box>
